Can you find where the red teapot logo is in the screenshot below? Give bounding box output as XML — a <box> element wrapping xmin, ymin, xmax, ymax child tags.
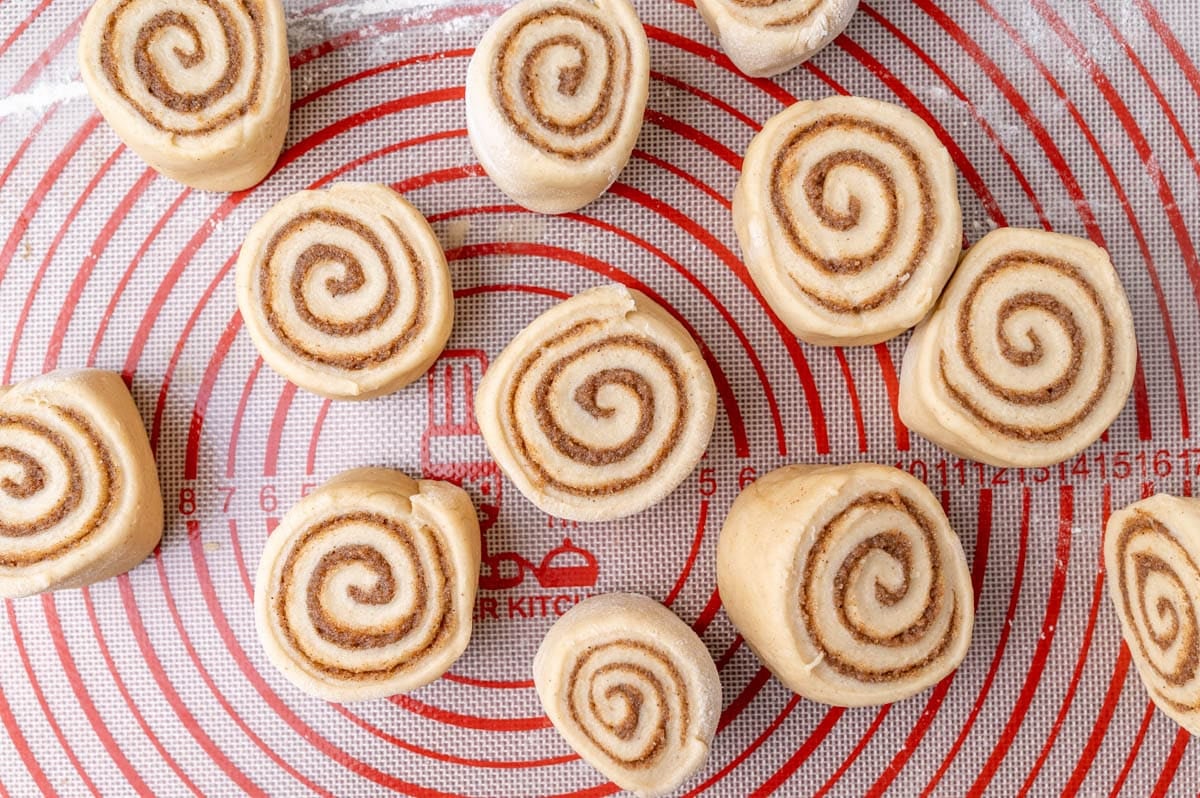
<box><xmin>421</xmin><ymin>350</ymin><xmax>599</xmax><ymax>591</ymax></box>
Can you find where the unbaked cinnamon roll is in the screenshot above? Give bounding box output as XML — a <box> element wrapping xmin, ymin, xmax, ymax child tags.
<box><xmin>717</xmin><ymin>463</ymin><xmax>974</xmax><ymax>706</ymax></box>
<box><xmin>255</xmin><ymin>468</ymin><xmax>480</xmax><ymax>702</ymax></box>
<box><xmin>475</xmin><ymin>285</ymin><xmax>717</xmax><ymax>522</ymax></box>
<box><xmin>534</xmin><ymin>593</ymin><xmax>721</xmax><ymax>796</ymax></box>
<box><xmin>465</xmin><ymin>0</ymin><xmax>650</xmax><ymax>213</ymax></box>
<box><xmin>0</xmin><ymin>370</ymin><xmax>162</xmax><ymax>598</ymax></box>
<box><xmin>899</xmin><ymin>228</ymin><xmax>1137</xmax><ymax>468</ymax></box>
<box><xmin>694</xmin><ymin>0</ymin><xmax>860</xmax><ymax>77</ymax></box>
<box><xmin>734</xmin><ymin>95</ymin><xmax>962</xmax><ymax>346</ymax></box>
<box><xmin>236</xmin><ymin>184</ymin><xmax>454</xmax><ymax>401</ymax></box>
<box><xmin>1105</xmin><ymin>494</ymin><xmax>1200</xmax><ymax>736</ymax></box>
<box><xmin>78</xmin><ymin>0</ymin><xmax>290</xmax><ymax>191</ymax></box>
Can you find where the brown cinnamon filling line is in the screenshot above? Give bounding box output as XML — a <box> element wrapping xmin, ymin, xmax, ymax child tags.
<box><xmin>506</xmin><ymin>322</ymin><xmax>688</xmax><ymax>497</ymax></box>
<box><xmin>769</xmin><ymin>115</ymin><xmax>935</xmax><ymax>313</ymax></box>
<box><xmin>800</xmin><ymin>491</ymin><xmax>960</xmax><ymax>683</ymax></box>
<box><xmin>940</xmin><ymin>252</ymin><xmax>1114</xmax><ymax>442</ymax></box>
<box><xmin>275</xmin><ymin>511</ymin><xmax>456</xmax><ymax>681</ymax></box>
<box><xmin>566</xmin><ymin>639</ymin><xmax>689</xmax><ymax>768</ymax></box>
<box><xmin>259</xmin><ymin>210</ymin><xmax>427</xmax><ymax>370</ymax></box>
<box><xmin>493</xmin><ymin>5</ymin><xmax>631</xmax><ymax>160</ymax></box>
<box><xmin>0</xmin><ymin>408</ymin><xmax>117</xmax><ymax>566</ymax></box>
<box><xmin>1116</xmin><ymin>511</ymin><xmax>1200</xmax><ymax>713</ymax></box>
<box><xmin>728</xmin><ymin>0</ymin><xmax>824</xmax><ymax>28</ymax></box>
<box><xmin>99</xmin><ymin>0</ymin><xmax>266</xmax><ymax>135</ymax></box>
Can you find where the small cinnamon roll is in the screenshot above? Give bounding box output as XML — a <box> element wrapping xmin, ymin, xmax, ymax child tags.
<box><xmin>255</xmin><ymin>468</ymin><xmax>481</xmax><ymax>702</ymax></box>
<box><xmin>717</xmin><ymin>463</ymin><xmax>974</xmax><ymax>706</ymax></box>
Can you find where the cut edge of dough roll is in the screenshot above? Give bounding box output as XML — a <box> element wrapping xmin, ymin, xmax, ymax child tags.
<box><xmin>533</xmin><ymin>593</ymin><xmax>721</xmax><ymax>796</ymax></box>
<box><xmin>78</xmin><ymin>0</ymin><xmax>291</xmax><ymax>191</ymax></box>
<box><xmin>717</xmin><ymin>463</ymin><xmax>974</xmax><ymax>707</ymax></box>
<box><xmin>464</xmin><ymin>0</ymin><xmax>650</xmax><ymax>213</ymax></box>
<box><xmin>733</xmin><ymin>95</ymin><xmax>962</xmax><ymax>347</ymax></box>
<box><xmin>474</xmin><ymin>284</ymin><xmax>717</xmax><ymax>522</ymax></box>
<box><xmin>0</xmin><ymin>369</ymin><xmax>163</xmax><ymax>599</ymax></box>
<box><xmin>255</xmin><ymin>467</ymin><xmax>481</xmax><ymax>702</ymax></box>
<box><xmin>1104</xmin><ymin>494</ymin><xmax>1200</xmax><ymax>736</ymax></box>
<box><xmin>235</xmin><ymin>183</ymin><xmax>454</xmax><ymax>401</ymax></box>
<box><xmin>898</xmin><ymin>227</ymin><xmax>1137</xmax><ymax>468</ymax></box>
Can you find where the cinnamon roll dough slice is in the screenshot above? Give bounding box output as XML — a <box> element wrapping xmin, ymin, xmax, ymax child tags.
<box><xmin>255</xmin><ymin>468</ymin><xmax>481</xmax><ymax>702</ymax></box>
<box><xmin>899</xmin><ymin>228</ymin><xmax>1137</xmax><ymax>468</ymax></box>
<box><xmin>1105</xmin><ymin>495</ymin><xmax>1200</xmax><ymax>736</ymax></box>
<box><xmin>79</xmin><ymin>0</ymin><xmax>291</xmax><ymax>191</ymax></box>
<box><xmin>717</xmin><ymin>464</ymin><xmax>974</xmax><ymax>706</ymax></box>
<box><xmin>534</xmin><ymin>593</ymin><xmax>721</xmax><ymax>796</ymax></box>
<box><xmin>236</xmin><ymin>184</ymin><xmax>454</xmax><ymax>401</ymax></box>
<box><xmin>734</xmin><ymin>96</ymin><xmax>962</xmax><ymax>346</ymax></box>
<box><xmin>465</xmin><ymin>0</ymin><xmax>650</xmax><ymax>214</ymax></box>
<box><xmin>695</xmin><ymin>0</ymin><xmax>859</xmax><ymax>77</ymax></box>
<box><xmin>0</xmin><ymin>370</ymin><xmax>162</xmax><ymax>599</ymax></box>
<box><xmin>475</xmin><ymin>285</ymin><xmax>717</xmax><ymax>522</ymax></box>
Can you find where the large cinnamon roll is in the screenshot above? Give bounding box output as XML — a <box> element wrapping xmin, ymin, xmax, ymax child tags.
<box><xmin>899</xmin><ymin>228</ymin><xmax>1137</xmax><ymax>468</ymax></box>
<box><xmin>1105</xmin><ymin>495</ymin><xmax>1200</xmax><ymax>736</ymax></box>
<box><xmin>694</xmin><ymin>0</ymin><xmax>860</xmax><ymax>77</ymax></box>
<box><xmin>236</xmin><ymin>184</ymin><xmax>454</xmax><ymax>401</ymax></box>
<box><xmin>464</xmin><ymin>0</ymin><xmax>650</xmax><ymax>214</ymax></box>
<box><xmin>733</xmin><ymin>96</ymin><xmax>962</xmax><ymax>346</ymax></box>
<box><xmin>0</xmin><ymin>370</ymin><xmax>162</xmax><ymax>599</ymax></box>
<box><xmin>255</xmin><ymin>468</ymin><xmax>481</xmax><ymax>702</ymax></box>
<box><xmin>78</xmin><ymin>0</ymin><xmax>290</xmax><ymax>191</ymax></box>
<box><xmin>717</xmin><ymin>464</ymin><xmax>974</xmax><ymax>706</ymax></box>
<box><xmin>475</xmin><ymin>285</ymin><xmax>717</xmax><ymax>522</ymax></box>
<box><xmin>534</xmin><ymin>593</ymin><xmax>721</xmax><ymax>796</ymax></box>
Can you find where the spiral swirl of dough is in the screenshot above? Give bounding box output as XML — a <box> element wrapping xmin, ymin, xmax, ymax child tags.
<box><xmin>733</xmin><ymin>96</ymin><xmax>961</xmax><ymax>345</ymax></box>
<box><xmin>96</xmin><ymin>0</ymin><xmax>266</xmax><ymax>136</ymax></box>
<box><xmin>475</xmin><ymin>285</ymin><xmax>716</xmax><ymax>522</ymax></box>
<box><xmin>494</xmin><ymin>5</ymin><xmax>633</xmax><ymax>159</ymax></box>
<box><xmin>694</xmin><ymin>0</ymin><xmax>860</xmax><ymax>76</ymax></box>
<box><xmin>256</xmin><ymin>469</ymin><xmax>480</xmax><ymax>702</ymax></box>
<box><xmin>899</xmin><ymin>228</ymin><xmax>1137</xmax><ymax>468</ymax></box>
<box><xmin>717</xmin><ymin>464</ymin><xmax>974</xmax><ymax>706</ymax></box>
<box><xmin>1106</xmin><ymin>496</ymin><xmax>1200</xmax><ymax>735</ymax></box>
<box><xmin>236</xmin><ymin>185</ymin><xmax>453</xmax><ymax>400</ymax></box>
<box><xmin>465</xmin><ymin>0</ymin><xmax>650</xmax><ymax>213</ymax></box>
<box><xmin>534</xmin><ymin>594</ymin><xmax>720</xmax><ymax>796</ymax></box>
<box><xmin>79</xmin><ymin>0</ymin><xmax>290</xmax><ymax>190</ymax></box>
<box><xmin>0</xmin><ymin>371</ymin><xmax>162</xmax><ymax>599</ymax></box>
<box><xmin>0</xmin><ymin>410</ymin><xmax>116</xmax><ymax>568</ymax></box>
<box><xmin>798</xmin><ymin>490</ymin><xmax>964</xmax><ymax>688</ymax></box>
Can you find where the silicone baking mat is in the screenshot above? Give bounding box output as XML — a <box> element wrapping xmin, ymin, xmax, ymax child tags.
<box><xmin>1</xmin><ymin>0</ymin><xmax>1199</xmax><ymax>794</ymax></box>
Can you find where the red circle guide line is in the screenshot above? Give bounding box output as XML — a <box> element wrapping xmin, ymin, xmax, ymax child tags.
<box><xmin>969</xmin><ymin>486</ymin><xmax>1074</xmax><ymax>796</ymax></box>
<box><xmin>922</xmin><ymin>488</ymin><xmax>1022</xmax><ymax>796</ymax></box>
<box><xmin>1018</xmin><ymin>485</ymin><xmax>1113</xmax><ymax>796</ymax></box>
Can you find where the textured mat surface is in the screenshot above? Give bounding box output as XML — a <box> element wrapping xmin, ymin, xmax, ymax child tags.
<box><xmin>1</xmin><ymin>0</ymin><xmax>1198</xmax><ymax>794</ymax></box>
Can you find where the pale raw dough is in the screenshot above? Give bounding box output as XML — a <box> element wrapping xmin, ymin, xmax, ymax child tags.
<box><xmin>534</xmin><ymin>593</ymin><xmax>721</xmax><ymax>797</ymax></box>
<box><xmin>734</xmin><ymin>95</ymin><xmax>962</xmax><ymax>346</ymax></box>
<box><xmin>465</xmin><ymin>0</ymin><xmax>650</xmax><ymax>214</ymax></box>
<box><xmin>0</xmin><ymin>370</ymin><xmax>162</xmax><ymax>599</ymax></box>
<box><xmin>695</xmin><ymin>0</ymin><xmax>860</xmax><ymax>77</ymax></box>
<box><xmin>1105</xmin><ymin>494</ymin><xmax>1200</xmax><ymax>736</ymax></box>
<box><xmin>899</xmin><ymin>228</ymin><xmax>1137</xmax><ymax>468</ymax></box>
<box><xmin>255</xmin><ymin>468</ymin><xmax>481</xmax><ymax>702</ymax></box>
<box><xmin>79</xmin><ymin>0</ymin><xmax>290</xmax><ymax>191</ymax></box>
<box><xmin>717</xmin><ymin>463</ymin><xmax>974</xmax><ymax>707</ymax></box>
<box><xmin>236</xmin><ymin>184</ymin><xmax>454</xmax><ymax>401</ymax></box>
<box><xmin>475</xmin><ymin>284</ymin><xmax>717</xmax><ymax>522</ymax></box>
